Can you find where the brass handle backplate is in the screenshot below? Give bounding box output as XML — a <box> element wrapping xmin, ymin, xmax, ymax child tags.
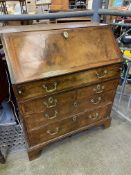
<box><xmin>63</xmin><ymin>31</ymin><xmax>69</xmax><ymax>39</ymax></box>
<box><xmin>43</xmin><ymin>97</ymin><xmax>57</xmax><ymax>108</ymax></box>
<box><xmin>43</xmin><ymin>82</ymin><xmax>57</xmax><ymax>93</ymax></box>
<box><xmin>74</xmin><ymin>102</ymin><xmax>78</xmax><ymax>108</ymax></box>
<box><xmin>89</xmin><ymin>112</ymin><xmax>100</xmax><ymax>120</ymax></box>
<box><xmin>47</xmin><ymin>127</ymin><xmax>59</xmax><ymax>136</ymax></box>
<box><xmin>18</xmin><ymin>89</ymin><xmax>22</xmax><ymax>95</ymax></box>
<box><xmin>90</xmin><ymin>96</ymin><xmax>102</xmax><ymax>105</ymax></box>
<box><xmin>93</xmin><ymin>84</ymin><xmax>105</xmax><ymax>94</ymax></box>
<box><xmin>96</xmin><ymin>70</ymin><xmax>108</xmax><ymax>79</ymax></box>
<box><xmin>72</xmin><ymin>116</ymin><xmax>77</xmax><ymax>122</ymax></box>
<box><xmin>45</xmin><ymin>110</ymin><xmax>58</xmax><ymax>120</ymax></box>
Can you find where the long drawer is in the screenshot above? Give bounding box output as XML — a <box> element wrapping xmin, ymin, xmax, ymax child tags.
<box><xmin>14</xmin><ymin>64</ymin><xmax>121</xmax><ymax>101</ymax></box>
<box><xmin>23</xmin><ymin>91</ymin><xmax>115</xmax><ymax>131</ymax></box>
<box><xmin>27</xmin><ymin>104</ymin><xmax>112</xmax><ymax>146</ymax></box>
<box><xmin>19</xmin><ymin>79</ymin><xmax>118</xmax><ymax>116</ymax></box>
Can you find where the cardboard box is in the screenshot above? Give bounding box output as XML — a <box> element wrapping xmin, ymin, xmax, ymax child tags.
<box><xmin>26</xmin><ymin>0</ymin><xmax>36</xmax><ymax>14</ymax></box>
<box><xmin>87</xmin><ymin>0</ymin><xmax>93</xmax><ymax>9</ymax></box>
<box><xmin>50</xmin><ymin>0</ymin><xmax>69</xmax><ymax>11</ymax></box>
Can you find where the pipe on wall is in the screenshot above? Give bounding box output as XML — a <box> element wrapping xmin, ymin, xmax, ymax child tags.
<box><xmin>99</xmin><ymin>9</ymin><xmax>131</xmax><ymax>17</ymax></box>
<box><xmin>0</xmin><ymin>10</ymin><xmax>94</xmax><ymax>21</ymax></box>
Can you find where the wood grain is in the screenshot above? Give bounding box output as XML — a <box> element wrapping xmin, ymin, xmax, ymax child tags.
<box><xmin>2</xmin><ymin>23</ymin><xmax>122</xmax><ymax>160</ymax></box>
<box><xmin>50</xmin><ymin>0</ymin><xmax>69</xmax><ymax>11</ymax></box>
<box><xmin>14</xmin><ymin>63</ymin><xmax>121</xmax><ymax>101</ymax></box>
<box><xmin>2</xmin><ymin>25</ymin><xmax>122</xmax><ymax>84</ymax></box>
<box><xmin>24</xmin><ymin>78</ymin><xmax>118</xmax><ymax>131</ymax></box>
<box><xmin>28</xmin><ymin>104</ymin><xmax>112</xmax><ymax>146</ymax></box>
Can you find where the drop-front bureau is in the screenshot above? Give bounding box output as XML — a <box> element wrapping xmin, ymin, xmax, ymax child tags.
<box><xmin>2</xmin><ymin>22</ymin><xmax>122</xmax><ymax>160</ymax></box>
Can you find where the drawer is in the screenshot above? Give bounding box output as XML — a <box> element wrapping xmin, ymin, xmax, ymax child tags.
<box><xmin>75</xmin><ymin>81</ymin><xmax>118</xmax><ymax>113</ymax></box>
<box><xmin>14</xmin><ymin>64</ymin><xmax>121</xmax><ymax>101</ymax></box>
<box><xmin>19</xmin><ymin>90</ymin><xmax>76</xmax><ymax>115</ymax></box>
<box><xmin>23</xmin><ymin>90</ymin><xmax>116</xmax><ymax>131</ymax></box>
<box><xmin>28</xmin><ymin>104</ymin><xmax>112</xmax><ymax>146</ymax></box>
<box><xmin>19</xmin><ymin>79</ymin><xmax>118</xmax><ymax>116</ymax></box>
<box><xmin>76</xmin><ymin>90</ymin><xmax>116</xmax><ymax>114</ymax></box>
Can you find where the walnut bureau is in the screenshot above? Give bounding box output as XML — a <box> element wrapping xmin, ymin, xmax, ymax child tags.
<box><xmin>2</xmin><ymin>22</ymin><xmax>122</xmax><ymax>160</ymax></box>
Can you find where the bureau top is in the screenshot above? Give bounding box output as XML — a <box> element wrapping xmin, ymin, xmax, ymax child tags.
<box><xmin>2</xmin><ymin>22</ymin><xmax>122</xmax><ymax>84</ymax></box>
<box><xmin>0</xmin><ymin>22</ymin><xmax>104</xmax><ymax>33</ymax></box>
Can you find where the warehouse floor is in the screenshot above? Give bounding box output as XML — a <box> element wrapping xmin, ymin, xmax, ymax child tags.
<box><xmin>0</xmin><ymin>110</ymin><xmax>131</xmax><ymax>175</ymax></box>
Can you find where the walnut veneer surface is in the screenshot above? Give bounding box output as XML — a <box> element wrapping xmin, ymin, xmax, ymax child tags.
<box><xmin>2</xmin><ymin>22</ymin><xmax>122</xmax><ymax>160</ymax></box>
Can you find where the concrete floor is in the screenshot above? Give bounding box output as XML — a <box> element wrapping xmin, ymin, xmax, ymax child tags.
<box><xmin>0</xmin><ymin>111</ymin><xmax>131</xmax><ymax>175</ymax></box>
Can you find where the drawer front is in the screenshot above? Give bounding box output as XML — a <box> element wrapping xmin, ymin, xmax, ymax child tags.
<box><xmin>15</xmin><ymin>64</ymin><xmax>121</xmax><ymax>101</ymax></box>
<box><xmin>23</xmin><ymin>90</ymin><xmax>116</xmax><ymax>131</ymax></box>
<box><xmin>28</xmin><ymin>104</ymin><xmax>112</xmax><ymax>146</ymax></box>
<box><xmin>72</xmin><ymin>90</ymin><xmax>116</xmax><ymax>115</ymax></box>
<box><xmin>19</xmin><ymin>79</ymin><xmax>118</xmax><ymax>116</ymax></box>
<box><xmin>24</xmin><ymin>80</ymin><xmax>118</xmax><ymax>130</ymax></box>
<box><xmin>75</xmin><ymin>87</ymin><xmax>117</xmax><ymax>114</ymax></box>
<box><xmin>19</xmin><ymin>90</ymin><xmax>76</xmax><ymax>115</ymax></box>
<box><xmin>22</xmin><ymin>80</ymin><xmax>118</xmax><ymax>133</ymax></box>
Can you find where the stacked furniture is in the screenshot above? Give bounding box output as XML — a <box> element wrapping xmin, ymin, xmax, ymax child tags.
<box><xmin>2</xmin><ymin>22</ymin><xmax>122</xmax><ymax>160</ymax></box>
